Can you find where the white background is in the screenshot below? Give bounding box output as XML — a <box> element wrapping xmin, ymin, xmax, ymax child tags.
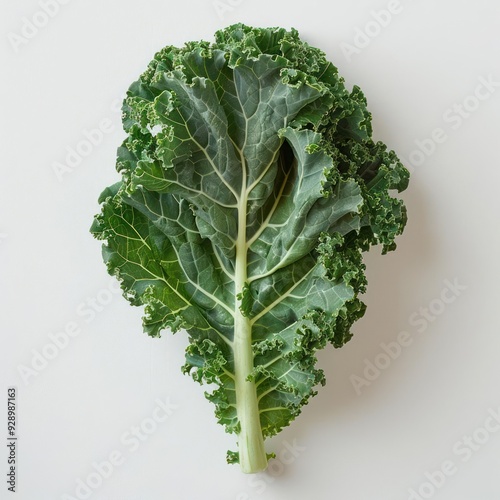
<box><xmin>1</xmin><ymin>1</ymin><xmax>500</xmax><ymax>499</ymax></box>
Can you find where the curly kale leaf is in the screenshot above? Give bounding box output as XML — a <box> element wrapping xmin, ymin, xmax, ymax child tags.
<box><xmin>91</xmin><ymin>24</ymin><xmax>408</xmax><ymax>473</ymax></box>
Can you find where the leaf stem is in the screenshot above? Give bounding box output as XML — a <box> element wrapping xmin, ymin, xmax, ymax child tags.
<box><xmin>233</xmin><ymin>167</ymin><xmax>268</xmax><ymax>473</ymax></box>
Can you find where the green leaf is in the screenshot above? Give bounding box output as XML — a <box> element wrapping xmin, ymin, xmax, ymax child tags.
<box><xmin>91</xmin><ymin>23</ymin><xmax>409</xmax><ymax>473</ymax></box>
